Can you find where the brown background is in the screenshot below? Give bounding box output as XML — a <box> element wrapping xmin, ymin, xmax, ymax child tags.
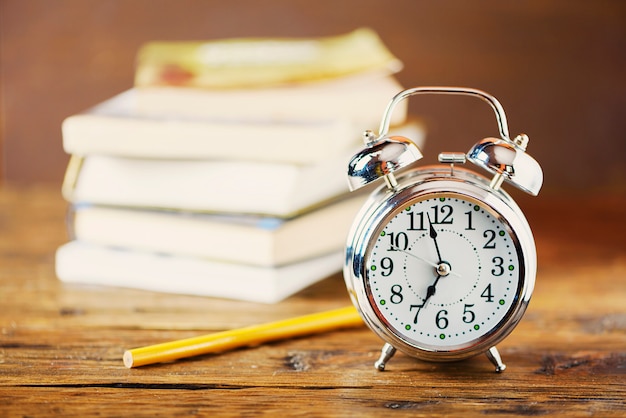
<box><xmin>1</xmin><ymin>0</ymin><xmax>625</xmax><ymax>194</ymax></box>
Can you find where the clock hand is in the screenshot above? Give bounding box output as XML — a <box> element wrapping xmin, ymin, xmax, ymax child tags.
<box><xmin>425</xmin><ymin>274</ymin><xmax>442</xmax><ymax>298</ymax></box>
<box><xmin>427</xmin><ymin>213</ymin><xmax>443</xmax><ymax>263</ymax></box>
<box><xmin>412</xmin><ymin>215</ymin><xmax>454</xmax><ymax>323</ymax></box>
<box><xmin>389</xmin><ymin>244</ymin><xmax>438</xmax><ymax>269</ymax></box>
<box><xmin>411</xmin><ymin>271</ymin><xmax>441</xmax><ymax>322</ymax></box>
<box><xmin>425</xmin><ymin>213</ymin><xmax>459</xmax><ymax>279</ymax></box>
<box><xmin>389</xmin><ymin>244</ymin><xmax>461</xmax><ymax>278</ymax></box>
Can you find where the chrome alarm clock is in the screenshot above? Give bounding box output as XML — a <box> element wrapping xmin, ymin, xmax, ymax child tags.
<box><xmin>344</xmin><ymin>87</ymin><xmax>542</xmax><ymax>372</ymax></box>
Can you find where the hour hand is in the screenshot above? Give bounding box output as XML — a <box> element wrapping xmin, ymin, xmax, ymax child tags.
<box><xmin>425</xmin><ymin>283</ymin><xmax>437</xmax><ymax>299</ymax></box>
<box><xmin>410</xmin><ymin>275</ymin><xmax>439</xmax><ymax>323</ymax></box>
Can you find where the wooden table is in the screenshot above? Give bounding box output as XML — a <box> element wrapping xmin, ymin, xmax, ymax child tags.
<box><xmin>1</xmin><ymin>185</ymin><xmax>624</xmax><ymax>416</ymax></box>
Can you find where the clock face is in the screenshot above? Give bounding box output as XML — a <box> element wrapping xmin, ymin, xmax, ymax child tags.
<box><xmin>365</xmin><ymin>193</ymin><xmax>523</xmax><ymax>351</ymax></box>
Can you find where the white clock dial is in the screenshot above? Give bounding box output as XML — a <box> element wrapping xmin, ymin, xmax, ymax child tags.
<box><xmin>366</xmin><ymin>193</ymin><xmax>522</xmax><ymax>350</ymax></box>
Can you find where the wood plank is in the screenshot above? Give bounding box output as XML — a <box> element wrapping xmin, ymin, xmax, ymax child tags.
<box><xmin>0</xmin><ymin>186</ymin><xmax>624</xmax><ymax>416</ymax></box>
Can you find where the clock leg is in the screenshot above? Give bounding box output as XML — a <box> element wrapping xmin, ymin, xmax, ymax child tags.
<box><xmin>374</xmin><ymin>343</ymin><xmax>397</xmax><ymax>371</ymax></box>
<box><xmin>485</xmin><ymin>346</ymin><xmax>506</xmax><ymax>373</ymax></box>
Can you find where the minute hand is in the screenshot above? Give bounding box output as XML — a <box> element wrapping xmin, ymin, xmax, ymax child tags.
<box><xmin>425</xmin><ymin>213</ymin><xmax>459</xmax><ymax>288</ymax></box>
<box><xmin>428</xmin><ymin>213</ymin><xmax>443</xmax><ymax>264</ymax></box>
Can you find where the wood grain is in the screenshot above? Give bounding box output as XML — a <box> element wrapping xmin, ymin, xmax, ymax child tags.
<box><xmin>0</xmin><ymin>186</ymin><xmax>624</xmax><ymax>416</ymax></box>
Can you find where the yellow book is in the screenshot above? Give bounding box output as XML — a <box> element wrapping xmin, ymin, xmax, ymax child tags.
<box><xmin>135</xmin><ymin>28</ymin><xmax>402</xmax><ymax>89</ymax></box>
<box><xmin>132</xmin><ymin>29</ymin><xmax>407</xmax><ymax>124</ymax></box>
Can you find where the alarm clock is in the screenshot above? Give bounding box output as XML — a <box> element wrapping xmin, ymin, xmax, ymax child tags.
<box><xmin>344</xmin><ymin>87</ymin><xmax>542</xmax><ymax>372</ymax></box>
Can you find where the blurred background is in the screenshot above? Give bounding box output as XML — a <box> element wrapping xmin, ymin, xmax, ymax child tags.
<box><xmin>1</xmin><ymin>0</ymin><xmax>625</xmax><ymax>194</ymax></box>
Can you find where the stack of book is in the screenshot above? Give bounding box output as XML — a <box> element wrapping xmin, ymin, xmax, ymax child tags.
<box><xmin>55</xmin><ymin>28</ymin><xmax>424</xmax><ymax>303</ymax></box>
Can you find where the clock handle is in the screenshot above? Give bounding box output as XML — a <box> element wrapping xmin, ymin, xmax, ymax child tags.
<box><xmin>377</xmin><ymin>86</ymin><xmax>511</xmax><ymax>140</ymax></box>
<box><xmin>347</xmin><ymin>86</ymin><xmax>505</xmax><ymax>192</ymax></box>
<box><xmin>376</xmin><ymin>86</ymin><xmax>543</xmax><ymax>196</ymax></box>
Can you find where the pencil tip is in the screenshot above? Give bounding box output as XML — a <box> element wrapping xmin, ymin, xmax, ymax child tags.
<box><xmin>123</xmin><ymin>351</ymin><xmax>134</xmax><ymax>368</ymax></box>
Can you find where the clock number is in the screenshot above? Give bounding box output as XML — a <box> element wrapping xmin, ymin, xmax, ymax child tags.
<box><xmin>462</xmin><ymin>304</ymin><xmax>476</xmax><ymax>323</ymax></box>
<box><xmin>464</xmin><ymin>211</ymin><xmax>475</xmax><ymax>230</ymax></box>
<box><xmin>410</xmin><ymin>303</ymin><xmax>425</xmax><ymax>324</ymax></box>
<box><xmin>483</xmin><ymin>230</ymin><xmax>497</xmax><ymax>249</ymax></box>
<box><xmin>390</xmin><ymin>284</ymin><xmax>403</xmax><ymax>304</ymax></box>
<box><xmin>481</xmin><ymin>283</ymin><xmax>494</xmax><ymax>302</ymax></box>
<box><xmin>380</xmin><ymin>257</ymin><xmax>394</xmax><ymax>276</ymax></box>
<box><xmin>407</xmin><ymin>211</ymin><xmax>426</xmax><ymax>231</ymax></box>
<box><xmin>430</xmin><ymin>205</ymin><xmax>453</xmax><ymax>224</ymax></box>
<box><xmin>407</xmin><ymin>204</ymin><xmax>453</xmax><ymax>229</ymax></box>
<box><xmin>387</xmin><ymin>232</ymin><xmax>408</xmax><ymax>251</ymax></box>
<box><xmin>436</xmin><ymin>309</ymin><xmax>449</xmax><ymax>329</ymax></box>
<box><xmin>491</xmin><ymin>257</ymin><xmax>504</xmax><ymax>276</ymax></box>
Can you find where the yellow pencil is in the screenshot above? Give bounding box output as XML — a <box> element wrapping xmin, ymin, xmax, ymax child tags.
<box><xmin>123</xmin><ymin>305</ymin><xmax>363</xmax><ymax>368</ymax></box>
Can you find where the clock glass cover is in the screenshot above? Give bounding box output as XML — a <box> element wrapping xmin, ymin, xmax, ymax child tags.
<box><xmin>365</xmin><ymin>193</ymin><xmax>524</xmax><ymax>351</ymax></box>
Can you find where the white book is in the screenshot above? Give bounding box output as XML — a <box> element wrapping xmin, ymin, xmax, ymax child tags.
<box><xmin>133</xmin><ymin>72</ymin><xmax>407</xmax><ymax>126</ymax></box>
<box><xmin>62</xmin><ymin>89</ymin><xmax>362</xmax><ymax>164</ymax></box>
<box><xmin>64</xmin><ymin>151</ymin><xmax>351</xmax><ymax>218</ymax></box>
<box><xmin>55</xmin><ymin>241</ymin><xmax>342</xmax><ymax>303</ymax></box>
<box><xmin>63</xmin><ymin>122</ymin><xmax>425</xmax><ymax>217</ymax></box>
<box><xmin>70</xmin><ymin>194</ymin><xmax>366</xmax><ymax>267</ymax></box>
